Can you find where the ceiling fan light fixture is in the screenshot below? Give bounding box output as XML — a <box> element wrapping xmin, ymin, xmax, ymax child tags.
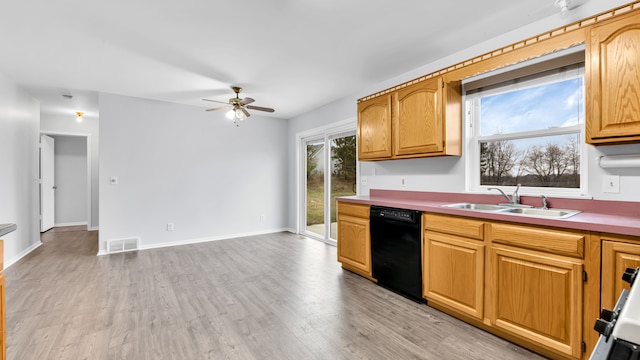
<box><xmin>202</xmin><ymin>86</ymin><xmax>275</xmax><ymax>127</ymax></box>
<box><xmin>235</xmin><ymin>109</ymin><xmax>247</xmax><ymax>121</ymax></box>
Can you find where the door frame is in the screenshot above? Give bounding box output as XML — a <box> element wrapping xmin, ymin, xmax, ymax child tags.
<box><xmin>40</xmin><ymin>134</ymin><xmax>55</xmax><ymax>232</ymax></box>
<box><xmin>40</xmin><ymin>131</ymin><xmax>93</xmax><ymax>231</ymax></box>
<box><xmin>295</xmin><ymin>118</ymin><xmax>357</xmax><ymax>244</ymax></box>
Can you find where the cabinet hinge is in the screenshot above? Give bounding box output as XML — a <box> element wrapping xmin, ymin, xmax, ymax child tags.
<box><xmin>582</xmin><ymin>341</ymin><xmax>587</xmax><ymax>354</ymax></box>
<box><xmin>583</xmin><ymin>270</ymin><xmax>588</xmax><ymax>282</ymax></box>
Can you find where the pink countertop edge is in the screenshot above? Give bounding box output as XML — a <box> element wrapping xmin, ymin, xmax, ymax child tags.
<box><xmin>338</xmin><ymin>189</ymin><xmax>640</xmax><ymax>237</ymax></box>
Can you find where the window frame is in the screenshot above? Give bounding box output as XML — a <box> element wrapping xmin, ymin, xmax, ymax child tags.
<box><xmin>464</xmin><ymin>61</ymin><xmax>589</xmax><ymax>198</ymax></box>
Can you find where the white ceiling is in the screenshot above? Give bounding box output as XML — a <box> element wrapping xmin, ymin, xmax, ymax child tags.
<box><xmin>0</xmin><ymin>0</ymin><xmax>588</xmax><ymax>120</ymax></box>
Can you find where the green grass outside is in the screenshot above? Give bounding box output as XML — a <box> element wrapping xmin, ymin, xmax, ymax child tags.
<box><xmin>306</xmin><ymin>175</ymin><xmax>355</xmax><ymax>226</ymax></box>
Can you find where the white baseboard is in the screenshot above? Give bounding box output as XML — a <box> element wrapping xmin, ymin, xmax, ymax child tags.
<box><xmin>139</xmin><ymin>228</ymin><xmax>291</xmax><ymax>251</ymax></box>
<box><xmin>88</xmin><ymin>226</ymin><xmax>99</xmax><ymax>231</ymax></box>
<box><xmin>5</xmin><ymin>241</ymin><xmax>43</xmax><ymax>269</ymax></box>
<box><xmin>55</xmin><ymin>222</ymin><xmax>88</xmax><ymax>227</ymax></box>
<box><xmin>98</xmin><ymin>228</ymin><xmax>291</xmax><ymax>255</ymax></box>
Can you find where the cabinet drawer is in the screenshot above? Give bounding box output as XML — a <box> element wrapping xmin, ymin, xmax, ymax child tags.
<box><xmin>488</xmin><ymin>223</ymin><xmax>585</xmax><ymax>259</ymax></box>
<box><xmin>424</xmin><ymin>213</ymin><xmax>484</xmax><ymax>240</ymax></box>
<box><xmin>338</xmin><ymin>202</ymin><xmax>369</xmax><ymax>218</ymax></box>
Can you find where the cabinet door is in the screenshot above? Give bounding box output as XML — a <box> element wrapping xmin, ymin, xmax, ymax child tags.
<box><xmin>587</xmin><ymin>12</ymin><xmax>640</xmax><ymax>143</ymax></box>
<box><xmin>601</xmin><ymin>240</ymin><xmax>640</xmax><ymax>310</ymax></box>
<box><xmin>358</xmin><ymin>95</ymin><xmax>392</xmax><ymax>160</ymax></box>
<box><xmin>337</xmin><ymin>214</ymin><xmax>371</xmax><ymax>277</ymax></box>
<box><xmin>490</xmin><ymin>246</ymin><xmax>583</xmax><ymax>359</ymax></box>
<box><xmin>392</xmin><ymin>77</ymin><xmax>442</xmax><ymax>156</ymax></box>
<box><xmin>424</xmin><ymin>231</ymin><xmax>484</xmax><ymax>319</ymax></box>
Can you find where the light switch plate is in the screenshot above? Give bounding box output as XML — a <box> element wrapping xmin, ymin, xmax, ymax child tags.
<box><xmin>602</xmin><ymin>175</ymin><xmax>620</xmax><ymax>193</ymax></box>
<box><xmin>110</xmin><ymin>176</ymin><xmax>118</xmax><ymax>185</ymax></box>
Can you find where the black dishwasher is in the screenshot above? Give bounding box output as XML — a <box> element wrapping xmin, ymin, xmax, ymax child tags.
<box><xmin>370</xmin><ymin>205</ymin><xmax>424</xmax><ymax>303</ymax></box>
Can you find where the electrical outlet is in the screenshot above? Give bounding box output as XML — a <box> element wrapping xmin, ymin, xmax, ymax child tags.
<box><xmin>167</xmin><ymin>222</ymin><xmax>174</xmax><ymax>231</ymax></box>
<box><xmin>602</xmin><ymin>175</ymin><xmax>620</xmax><ymax>193</ymax></box>
<box><xmin>259</xmin><ymin>214</ymin><xmax>265</xmax><ymax>223</ymax></box>
<box><xmin>401</xmin><ymin>177</ymin><xmax>407</xmax><ymax>187</ymax></box>
<box><xmin>361</xmin><ymin>177</ymin><xmax>368</xmax><ymax>186</ymax></box>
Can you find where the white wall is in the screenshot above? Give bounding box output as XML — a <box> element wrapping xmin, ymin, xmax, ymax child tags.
<box><xmin>286</xmin><ymin>0</ymin><xmax>638</xmax><ymax>228</ymax></box>
<box><xmin>41</xmin><ymin>114</ymin><xmax>99</xmax><ymax>229</ymax></box>
<box><xmin>0</xmin><ymin>72</ymin><xmax>41</xmax><ymax>267</ymax></box>
<box><xmin>99</xmin><ymin>93</ymin><xmax>289</xmax><ymax>253</ymax></box>
<box><xmin>52</xmin><ymin>136</ymin><xmax>87</xmax><ymax>226</ymax></box>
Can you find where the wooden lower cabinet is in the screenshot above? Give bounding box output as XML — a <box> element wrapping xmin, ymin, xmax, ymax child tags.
<box><xmin>423</xmin><ymin>214</ymin><xmax>485</xmax><ymax>319</ymax></box>
<box><xmin>336</xmin><ymin>202</ymin><xmax>372</xmax><ymax>279</ymax></box>
<box><xmin>489</xmin><ymin>245</ymin><xmax>583</xmax><ymax>359</ymax></box>
<box><xmin>601</xmin><ymin>237</ymin><xmax>640</xmax><ymax>310</ymax></box>
<box><xmin>423</xmin><ymin>214</ymin><xmax>587</xmax><ymax>359</ymax></box>
<box><xmin>488</xmin><ymin>223</ymin><xmax>586</xmax><ymax>359</ymax></box>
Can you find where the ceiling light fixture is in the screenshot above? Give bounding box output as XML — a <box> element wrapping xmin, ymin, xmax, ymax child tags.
<box><xmin>225</xmin><ymin>107</ymin><xmax>247</xmax><ymax>126</ymax></box>
<box><xmin>75</xmin><ymin>111</ymin><xmax>84</xmax><ymax>123</ymax></box>
<box><xmin>554</xmin><ymin>0</ymin><xmax>571</xmax><ymax>18</ymax></box>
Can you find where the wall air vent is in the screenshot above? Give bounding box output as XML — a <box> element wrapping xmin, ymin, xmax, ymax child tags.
<box><xmin>107</xmin><ymin>237</ymin><xmax>140</xmax><ymax>254</ymax></box>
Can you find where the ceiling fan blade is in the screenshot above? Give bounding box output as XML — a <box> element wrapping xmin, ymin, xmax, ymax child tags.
<box><xmin>241</xmin><ymin>108</ymin><xmax>251</xmax><ymax>118</ymax></box>
<box><xmin>246</xmin><ymin>105</ymin><xmax>275</xmax><ymax>113</ymax></box>
<box><xmin>205</xmin><ymin>105</ymin><xmax>232</xmax><ymax>111</ymax></box>
<box><xmin>240</xmin><ymin>97</ymin><xmax>255</xmax><ymax>105</ymax></box>
<box><xmin>202</xmin><ymin>98</ymin><xmax>230</xmax><ymax>105</ymax></box>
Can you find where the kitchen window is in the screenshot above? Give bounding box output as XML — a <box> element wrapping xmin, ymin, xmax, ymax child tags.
<box><xmin>464</xmin><ymin>48</ymin><xmax>587</xmax><ymax>196</ymax></box>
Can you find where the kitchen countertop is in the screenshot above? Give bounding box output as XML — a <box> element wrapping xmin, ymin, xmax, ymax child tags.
<box><xmin>0</xmin><ymin>223</ymin><xmax>17</xmax><ymax>238</ymax></box>
<box><xmin>339</xmin><ymin>189</ymin><xmax>640</xmax><ymax>237</ymax></box>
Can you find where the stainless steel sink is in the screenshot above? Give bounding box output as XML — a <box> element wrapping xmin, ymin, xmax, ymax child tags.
<box><xmin>441</xmin><ymin>202</ymin><xmax>581</xmax><ymax>219</ymax></box>
<box><xmin>442</xmin><ymin>203</ymin><xmax>512</xmax><ymax>212</ymax></box>
<box><xmin>502</xmin><ymin>207</ymin><xmax>581</xmax><ymax>219</ymax></box>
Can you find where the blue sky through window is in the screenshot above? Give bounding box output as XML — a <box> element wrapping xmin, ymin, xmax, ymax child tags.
<box><xmin>480</xmin><ymin>77</ymin><xmax>583</xmax><ymax>136</ymax></box>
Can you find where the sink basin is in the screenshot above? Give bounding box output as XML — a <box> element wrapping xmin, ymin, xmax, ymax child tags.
<box><xmin>442</xmin><ymin>203</ymin><xmax>512</xmax><ymax>212</ymax></box>
<box><xmin>441</xmin><ymin>203</ymin><xmax>581</xmax><ymax>219</ymax></box>
<box><xmin>502</xmin><ymin>207</ymin><xmax>581</xmax><ymax>219</ymax></box>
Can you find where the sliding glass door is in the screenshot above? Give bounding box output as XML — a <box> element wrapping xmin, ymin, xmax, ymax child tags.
<box><xmin>301</xmin><ymin>128</ymin><xmax>356</xmax><ymax>244</ymax></box>
<box><xmin>305</xmin><ymin>138</ymin><xmax>326</xmax><ymax>238</ymax></box>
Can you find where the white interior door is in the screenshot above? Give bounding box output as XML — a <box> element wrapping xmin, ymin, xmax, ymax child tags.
<box><xmin>40</xmin><ymin>134</ymin><xmax>55</xmax><ymax>232</ymax></box>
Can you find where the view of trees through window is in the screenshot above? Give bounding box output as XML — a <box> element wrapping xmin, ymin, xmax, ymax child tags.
<box><xmin>480</xmin><ymin>135</ymin><xmax>580</xmax><ymax>187</ymax></box>
<box><xmin>305</xmin><ymin>134</ymin><xmax>356</xmax><ymax>233</ymax></box>
<box><xmin>475</xmin><ymin>75</ymin><xmax>583</xmax><ymax>188</ymax></box>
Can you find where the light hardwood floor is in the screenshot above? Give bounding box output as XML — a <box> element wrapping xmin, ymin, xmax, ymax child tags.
<box><xmin>5</xmin><ymin>227</ymin><xmax>547</xmax><ymax>359</ymax></box>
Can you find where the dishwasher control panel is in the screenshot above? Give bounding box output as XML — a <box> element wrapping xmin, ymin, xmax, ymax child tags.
<box><xmin>370</xmin><ymin>206</ymin><xmax>419</xmax><ymax>223</ymax></box>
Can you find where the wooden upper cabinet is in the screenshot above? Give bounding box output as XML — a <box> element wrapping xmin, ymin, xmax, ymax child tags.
<box><xmin>358</xmin><ymin>95</ymin><xmax>392</xmax><ymax>160</ymax></box>
<box><xmin>587</xmin><ymin>11</ymin><xmax>640</xmax><ymax>144</ymax></box>
<box><xmin>393</xmin><ymin>77</ymin><xmax>442</xmax><ymax>156</ymax></box>
<box><xmin>357</xmin><ymin>76</ymin><xmax>461</xmax><ymax>160</ymax></box>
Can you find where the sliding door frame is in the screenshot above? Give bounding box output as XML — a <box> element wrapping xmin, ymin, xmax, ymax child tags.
<box><xmin>295</xmin><ymin>118</ymin><xmax>357</xmax><ymax>245</ymax></box>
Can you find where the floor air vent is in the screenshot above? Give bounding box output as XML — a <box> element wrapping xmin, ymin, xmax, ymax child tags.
<box><xmin>107</xmin><ymin>237</ymin><xmax>140</xmax><ymax>254</ymax></box>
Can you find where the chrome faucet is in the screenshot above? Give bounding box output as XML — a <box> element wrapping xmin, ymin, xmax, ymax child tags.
<box><xmin>541</xmin><ymin>195</ymin><xmax>548</xmax><ymax>210</ymax></box>
<box><xmin>488</xmin><ymin>184</ymin><xmax>521</xmax><ymax>205</ymax></box>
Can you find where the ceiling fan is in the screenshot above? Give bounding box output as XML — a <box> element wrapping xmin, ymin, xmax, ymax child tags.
<box><xmin>203</xmin><ymin>86</ymin><xmax>275</xmax><ymax>125</ymax></box>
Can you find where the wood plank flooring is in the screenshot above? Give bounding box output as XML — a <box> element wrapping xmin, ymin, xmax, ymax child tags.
<box><xmin>4</xmin><ymin>228</ymin><xmax>547</xmax><ymax>359</ymax></box>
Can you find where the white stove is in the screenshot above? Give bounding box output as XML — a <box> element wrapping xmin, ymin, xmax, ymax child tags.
<box><xmin>590</xmin><ymin>267</ymin><xmax>640</xmax><ymax>359</ymax></box>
